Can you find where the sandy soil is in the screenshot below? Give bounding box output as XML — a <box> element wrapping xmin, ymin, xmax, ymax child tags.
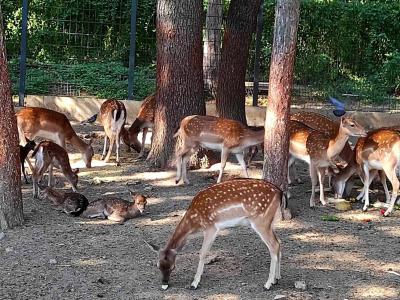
<box><xmin>1</xmin><ymin>122</ymin><xmax>399</xmax><ymax>300</ymax></box>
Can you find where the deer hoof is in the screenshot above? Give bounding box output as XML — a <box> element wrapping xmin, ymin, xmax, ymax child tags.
<box><xmin>190</xmin><ymin>283</ymin><xmax>198</xmax><ymax>290</ymax></box>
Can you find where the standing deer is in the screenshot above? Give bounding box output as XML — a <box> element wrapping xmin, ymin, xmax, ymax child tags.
<box><xmin>147</xmin><ymin>179</ymin><xmax>285</xmax><ymax>290</ymax></box>
<box><xmin>19</xmin><ymin>138</ymin><xmax>36</xmax><ymax>184</ymax></box>
<box><xmin>174</xmin><ymin>115</ymin><xmax>264</xmax><ymax>184</ymax></box>
<box><xmin>16</xmin><ymin>107</ymin><xmax>94</xmax><ymax>168</ymax></box>
<box><xmin>97</xmin><ymin>99</ymin><xmax>127</xmax><ymax>164</ymax></box>
<box><xmin>124</xmin><ymin>93</ymin><xmax>155</xmax><ymax>158</ymax></box>
<box><xmin>31</xmin><ymin>141</ymin><xmax>79</xmax><ymax>198</ymax></box>
<box><xmin>289</xmin><ymin>116</ymin><xmax>366</xmax><ymax>207</ymax></box>
<box><xmin>332</xmin><ymin>128</ymin><xmax>400</xmax><ymax>216</ymax></box>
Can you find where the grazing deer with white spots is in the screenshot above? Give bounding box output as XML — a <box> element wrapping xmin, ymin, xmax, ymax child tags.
<box><xmin>31</xmin><ymin>141</ymin><xmax>79</xmax><ymax>198</ymax></box>
<box><xmin>332</xmin><ymin>127</ymin><xmax>400</xmax><ymax>216</ymax></box>
<box><xmin>81</xmin><ymin>193</ymin><xmax>147</xmax><ymax>223</ymax></box>
<box><xmin>16</xmin><ymin>107</ymin><xmax>94</xmax><ymax>168</ymax></box>
<box><xmin>146</xmin><ymin>179</ymin><xmax>285</xmax><ymax>290</ymax></box>
<box><xmin>39</xmin><ymin>186</ymin><xmax>88</xmax><ymax>216</ymax></box>
<box><xmin>97</xmin><ymin>99</ymin><xmax>127</xmax><ymax>164</ymax></box>
<box><xmin>174</xmin><ymin>115</ymin><xmax>264</xmax><ymax>184</ymax></box>
<box><xmin>124</xmin><ymin>93</ymin><xmax>155</xmax><ymax>158</ymax></box>
<box><xmin>289</xmin><ymin>116</ymin><xmax>366</xmax><ymax>207</ymax></box>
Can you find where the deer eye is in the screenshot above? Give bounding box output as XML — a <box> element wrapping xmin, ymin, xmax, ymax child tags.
<box><xmin>350</xmin><ymin>124</ymin><xmax>355</xmax><ymax>127</ymax></box>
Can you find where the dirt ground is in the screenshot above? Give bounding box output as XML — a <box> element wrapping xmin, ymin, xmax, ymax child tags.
<box><xmin>1</xmin><ymin>122</ymin><xmax>399</xmax><ymax>300</ymax></box>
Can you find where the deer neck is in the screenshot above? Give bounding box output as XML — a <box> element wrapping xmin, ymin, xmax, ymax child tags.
<box><xmin>69</xmin><ymin>134</ymin><xmax>89</xmax><ymax>154</ymax></box>
<box><xmin>327</xmin><ymin>128</ymin><xmax>350</xmax><ymax>159</ymax></box>
<box><xmin>165</xmin><ymin>216</ymin><xmax>196</xmax><ymax>252</ymax></box>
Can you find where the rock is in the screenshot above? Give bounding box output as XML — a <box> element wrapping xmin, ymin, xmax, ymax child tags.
<box><xmin>274</xmin><ymin>295</ymin><xmax>287</xmax><ymax>300</ymax></box>
<box><xmin>49</xmin><ymin>259</ymin><xmax>57</xmax><ymax>264</ymax></box>
<box><xmin>294</xmin><ymin>280</ymin><xmax>307</xmax><ymax>290</ymax></box>
<box><xmin>5</xmin><ymin>247</ymin><xmax>13</xmax><ymax>253</ymax></box>
<box><xmin>0</xmin><ymin>232</ymin><xmax>5</xmax><ymax>241</ymax></box>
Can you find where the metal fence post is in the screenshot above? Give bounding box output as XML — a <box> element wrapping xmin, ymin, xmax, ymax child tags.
<box><xmin>18</xmin><ymin>0</ymin><xmax>29</xmax><ymax>106</ymax></box>
<box><xmin>252</xmin><ymin>0</ymin><xmax>264</xmax><ymax>107</ymax></box>
<box><xmin>127</xmin><ymin>0</ymin><xmax>138</xmax><ymax>100</ymax></box>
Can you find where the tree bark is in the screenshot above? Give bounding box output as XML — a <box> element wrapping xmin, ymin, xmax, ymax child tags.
<box><xmin>262</xmin><ymin>0</ymin><xmax>300</xmax><ymax>193</ymax></box>
<box><xmin>0</xmin><ymin>4</ymin><xmax>24</xmax><ymax>229</ymax></box>
<box><xmin>147</xmin><ymin>0</ymin><xmax>205</xmax><ymax>168</ymax></box>
<box><xmin>203</xmin><ymin>0</ymin><xmax>223</xmax><ymax>97</ymax></box>
<box><xmin>216</xmin><ymin>0</ymin><xmax>261</xmax><ymax>125</ymax></box>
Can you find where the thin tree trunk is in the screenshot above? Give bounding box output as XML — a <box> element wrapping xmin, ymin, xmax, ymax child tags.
<box><xmin>147</xmin><ymin>0</ymin><xmax>205</xmax><ymax>168</ymax></box>
<box><xmin>216</xmin><ymin>0</ymin><xmax>261</xmax><ymax>125</ymax></box>
<box><xmin>203</xmin><ymin>0</ymin><xmax>223</xmax><ymax>97</ymax></box>
<box><xmin>0</xmin><ymin>4</ymin><xmax>24</xmax><ymax>229</ymax></box>
<box><xmin>262</xmin><ymin>0</ymin><xmax>300</xmax><ymax>193</ymax></box>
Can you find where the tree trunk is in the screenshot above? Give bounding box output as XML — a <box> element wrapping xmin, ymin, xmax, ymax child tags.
<box><xmin>0</xmin><ymin>4</ymin><xmax>24</xmax><ymax>229</ymax></box>
<box><xmin>147</xmin><ymin>0</ymin><xmax>205</xmax><ymax>168</ymax></box>
<box><xmin>262</xmin><ymin>0</ymin><xmax>300</xmax><ymax>193</ymax></box>
<box><xmin>203</xmin><ymin>0</ymin><xmax>223</xmax><ymax>97</ymax></box>
<box><xmin>216</xmin><ymin>0</ymin><xmax>261</xmax><ymax>125</ymax></box>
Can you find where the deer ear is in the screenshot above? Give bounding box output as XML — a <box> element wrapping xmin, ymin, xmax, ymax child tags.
<box><xmin>143</xmin><ymin>240</ymin><xmax>160</xmax><ymax>253</ymax></box>
<box><xmin>73</xmin><ymin>168</ymin><xmax>80</xmax><ymax>174</ymax></box>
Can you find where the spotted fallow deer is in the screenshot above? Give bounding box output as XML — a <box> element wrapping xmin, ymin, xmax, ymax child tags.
<box><xmin>16</xmin><ymin>107</ymin><xmax>94</xmax><ymax>168</ymax></box>
<box><xmin>174</xmin><ymin>115</ymin><xmax>265</xmax><ymax>184</ymax></box>
<box><xmin>123</xmin><ymin>93</ymin><xmax>155</xmax><ymax>158</ymax></box>
<box><xmin>289</xmin><ymin>116</ymin><xmax>367</xmax><ymax>207</ymax></box>
<box><xmin>332</xmin><ymin>128</ymin><xmax>400</xmax><ymax>216</ymax></box>
<box><xmin>31</xmin><ymin>141</ymin><xmax>79</xmax><ymax>198</ymax></box>
<box><xmin>96</xmin><ymin>99</ymin><xmax>127</xmax><ymax>164</ymax></box>
<box><xmin>289</xmin><ymin>111</ymin><xmax>353</xmax><ymax>186</ymax></box>
<box><xmin>146</xmin><ymin>179</ymin><xmax>285</xmax><ymax>290</ymax></box>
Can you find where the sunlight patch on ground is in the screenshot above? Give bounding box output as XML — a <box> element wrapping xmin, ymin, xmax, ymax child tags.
<box><xmin>290</xmin><ymin>232</ymin><xmax>360</xmax><ymax>245</ymax></box>
<box><xmin>351</xmin><ymin>285</ymin><xmax>399</xmax><ymax>299</ymax></box>
<box><xmin>376</xmin><ymin>225</ymin><xmax>400</xmax><ymax>238</ymax></box>
<box><xmin>75</xmin><ymin>219</ymin><xmax>119</xmax><ymax>225</ymax></box>
<box><xmin>137</xmin><ymin>211</ymin><xmax>186</xmax><ymax>227</ymax></box>
<box><xmin>335</xmin><ymin>211</ymin><xmax>381</xmax><ymax>222</ymax></box>
<box><xmin>206</xmin><ymin>294</ymin><xmax>240</xmax><ymax>300</ymax></box>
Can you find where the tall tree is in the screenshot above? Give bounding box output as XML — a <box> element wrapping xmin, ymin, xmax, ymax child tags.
<box><xmin>0</xmin><ymin>4</ymin><xmax>24</xmax><ymax>229</ymax></box>
<box><xmin>262</xmin><ymin>0</ymin><xmax>300</xmax><ymax>192</ymax></box>
<box><xmin>203</xmin><ymin>0</ymin><xmax>223</xmax><ymax>97</ymax></box>
<box><xmin>147</xmin><ymin>0</ymin><xmax>205</xmax><ymax>168</ymax></box>
<box><xmin>216</xmin><ymin>0</ymin><xmax>261</xmax><ymax>125</ymax></box>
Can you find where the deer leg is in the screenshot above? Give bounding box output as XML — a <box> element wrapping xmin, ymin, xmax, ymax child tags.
<box><xmin>138</xmin><ymin>128</ymin><xmax>148</xmax><ymax>159</ymax></box>
<box><xmin>47</xmin><ymin>163</ymin><xmax>54</xmax><ymax>187</ymax></box>
<box><xmin>235</xmin><ymin>152</ymin><xmax>249</xmax><ymax>179</ymax></box>
<box><xmin>115</xmin><ymin>129</ymin><xmax>122</xmax><ymax>164</ymax></box>
<box><xmin>362</xmin><ymin>165</ymin><xmax>371</xmax><ymax>211</ymax></box>
<box><xmin>250</xmin><ymin>217</ymin><xmax>281</xmax><ymax>290</ymax></box>
<box><xmin>317</xmin><ymin>167</ymin><xmax>327</xmax><ymax>205</ymax></box>
<box><xmin>217</xmin><ymin>148</ymin><xmax>229</xmax><ymax>183</ymax></box>
<box><xmin>181</xmin><ymin>150</ymin><xmax>195</xmax><ymax>185</ymax></box>
<box><xmin>379</xmin><ymin>171</ymin><xmax>390</xmax><ymax>204</ymax></box>
<box><xmin>104</xmin><ymin>135</ymin><xmax>115</xmax><ymax>163</ymax></box>
<box><xmin>190</xmin><ymin>227</ymin><xmax>218</xmax><ymax>289</ymax></box>
<box><xmin>21</xmin><ymin>160</ymin><xmax>29</xmax><ymax>184</ymax></box>
<box><xmin>175</xmin><ymin>145</ymin><xmax>189</xmax><ymax>184</ymax></box>
<box><xmin>101</xmin><ymin>135</ymin><xmax>108</xmax><ymax>160</ymax></box>
<box><xmin>383</xmin><ymin>165</ymin><xmax>399</xmax><ymax>216</ymax></box>
<box><xmin>309</xmin><ymin>164</ymin><xmax>318</xmax><ymax>207</ymax></box>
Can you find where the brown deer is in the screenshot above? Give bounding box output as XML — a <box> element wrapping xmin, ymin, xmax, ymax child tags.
<box><xmin>146</xmin><ymin>179</ymin><xmax>285</xmax><ymax>290</ymax></box>
<box><xmin>19</xmin><ymin>138</ymin><xmax>36</xmax><ymax>184</ymax></box>
<box><xmin>31</xmin><ymin>141</ymin><xmax>79</xmax><ymax>198</ymax></box>
<box><xmin>97</xmin><ymin>99</ymin><xmax>127</xmax><ymax>164</ymax></box>
<box><xmin>81</xmin><ymin>193</ymin><xmax>147</xmax><ymax>223</ymax></box>
<box><xmin>124</xmin><ymin>93</ymin><xmax>155</xmax><ymax>158</ymax></box>
<box><xmin>174</xmin><ymin>115</ymin><xmax>264</xmax><ymax>184</ymax></box>
<box><xmin>39</xmin><ymin>186</ymin><xmax>88</xmax><ymax>216</ymax></box>
<box><xmin>289</xmin><ymin>116</ymin><xmax>366</xmax><ymax>207</ymax></box>
<box><xmin>16</xmin><ymin>107</ymin><xmax>94</xmax><ymax>168</ymax></box>
<box><xmin>332</xmin><ymin>128</ymin><xmax>400</xmax><ymax>216</ymax></box>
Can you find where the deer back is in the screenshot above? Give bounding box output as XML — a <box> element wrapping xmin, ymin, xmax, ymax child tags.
<box><xmin>99</xmin><ymin>99</ymin><xmax>127</xmax><ymax>124</ymax></box>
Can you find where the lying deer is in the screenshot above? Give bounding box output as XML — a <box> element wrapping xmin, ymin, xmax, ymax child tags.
<box><xmin>332</xmin><ymin>128</ymin><xmax>400</xmax><ymax>216</ymax></box>
<box><xmin>147</xmin><ymin>179</ymin><xmax>285</xmax><ymax>290</ymax></box>
<box><xmin>81</xmin><ymin>193</ymin><xmax>147</xmax><ymax>223</ymax></box>
<box><xmin>289</xmin><ymin>116</ymin><xmax>366</xmax><ymax>207</ymax></box>
<box><xmin>97</xmin><ymin>99</ymin><xmax>127</xmax><ymax>164</ymax></box>
<box><xmin>39</xmin><ymin>186</ymin><xmax>88</xmax><ymax>216</ymax></box>
<box><xmin>124</xmin><ymin>93</ymin><xmax>155</xmax><ymax>158</ymax></box>
<box><xmin>16</xmin><ymin>107</ymin><xmax>94</xmax><ymax>168</ymax></box>
<box><xmin>31</xmin><ymin>141</ymin><xmax>79</xmax><ymax>198</ymax></box>
<box><xmin>174</xmin><ymin>115</ymin><xmax>264</xmax><ymax>184</ymax></box>
<box><xmin>20</xmin><ymin>138</ymin><xmax>36</xmax><ymax>184</ymax></box>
